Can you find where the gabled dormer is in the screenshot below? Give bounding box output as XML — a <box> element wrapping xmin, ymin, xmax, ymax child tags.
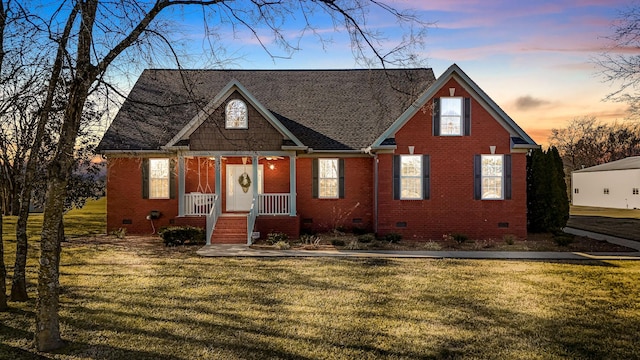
<box><xmin>370</xmin><ymin>64</ymin><xmax>538</xmax><ymax>152</ymax></box>
<box><xmin>164</xmin><ymin>79</ymin><xmax>305</xmax><ymax>152</ymax></box>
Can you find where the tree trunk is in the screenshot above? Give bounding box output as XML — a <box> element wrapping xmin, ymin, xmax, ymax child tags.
<box><xmin>11</xmin><ymin>196</ymin><xmax>29</xmax><ymax>301</ymax></box>
<box><xmin>0</xmin><ymin>0</ymin><xmax>8</xmax><ymax>312</ymax></box>
<box><xmin>11</xmin><ymin>0</ymin><xmax>79</xmax><ymax>303</ymax></box>
<box><xmin>0</xmin><ymin>201</ymin><xmax>8</xmax><ymax>311</ymax></box>
<box><xmin>35</xmin><ymin>177</ymin><xmax>65</xmax><ymax>351</ymax></box>
<box><xmin>35</xmin><ymin>57</ymin><xmax>94</xmax><ymax>355</ymax></box>
<box><xmin>35</xmin><ymin>104</ymin><xmax>83</xmax><ymax>350</ymax></box>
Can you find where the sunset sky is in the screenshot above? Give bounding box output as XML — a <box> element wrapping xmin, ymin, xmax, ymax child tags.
<box><xmin>80</xmin><ymin>0</ymin><xmax>638</xmax><ymax>147</ymax></box>
<box><xmin>165</xmin><ymin>0</ymin><xmax>634</xmax><ymax>147</ymax></box>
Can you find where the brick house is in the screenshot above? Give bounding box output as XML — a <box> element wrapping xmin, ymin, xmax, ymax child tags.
<box><xmin>97</xmin><ymin>64</ymin><xmax>538</xmax><ymax>244</ymax></box>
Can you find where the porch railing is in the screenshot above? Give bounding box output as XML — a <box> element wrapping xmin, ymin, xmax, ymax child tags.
<box><xmin>185</xmin><ymin>193</ymin><xmax>217</xmax><ymax>216</ymax></box>
<box><xmin>205</xmin><ymin>194</ymin><xmax>222</xmax><ymax>245</ymax></box>
<box><xmin>247</xmin><ymin>196</ymin><xmax>258</xmax><ymax>245</ymax></box>
<box><xmin>258</xmin><ymin>193</ymin><xmax>290</xmax><ymax>215</ymax></box>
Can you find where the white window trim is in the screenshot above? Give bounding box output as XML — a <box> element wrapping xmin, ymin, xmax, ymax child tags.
<box><xmin>225</xmin><ymin>99</ymin><xmax>248</xmax><ymax>129</ymax></box>
<box><xmin>318</xmin><ymin>158</ymin><xmax>339</xmax><ymax>199</ymax></box>
<box><xmin>481</xmin><ymin>155</ymin><xmax>504</xmax><ymax>200</ymax></box>
<box><xmin>149</xmin><ymin>158</ymin><xmax>170</xmax><ymax>199</ymax></box>
<box><xmin>400</xmin><ymin>155</ymin><xmax>423</xmax><ymax>200</ymax></box>
<box><xmin>439</xmin><ymin>97</ymin><xmax>463</xmax><ymax>136</ymax></box>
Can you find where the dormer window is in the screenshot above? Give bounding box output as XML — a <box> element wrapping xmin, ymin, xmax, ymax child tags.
<box><xmin>433</xmin><ymin>97</ymin><xmax>471</xmax><ymax>136</ymax></box>
<box><xmin>225</xmin><ymin>99</ymin><xmax>248</xmax><ymax>129</ymax></box>
<box><xmin>439</xmin><ymin>97</ymin><xmax>463</xmax><ymax>136</ymax></box>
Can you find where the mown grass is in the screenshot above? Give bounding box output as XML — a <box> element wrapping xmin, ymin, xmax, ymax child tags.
<box><xmin>569</xmin><ymin>205</ymin><xmax>640</xmax><ymax>241</ymax></box>
<box><xmin>571</xmin><ymin>205</ymin><xmax>640</xmax><ymax>219</ymax></box>
<box><xmin>1</xmin><ymin>199</ymin><xmax>639</xmax><ymax>359</ymax></box>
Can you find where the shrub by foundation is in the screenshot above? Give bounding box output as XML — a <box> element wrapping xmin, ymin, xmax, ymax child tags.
<box><xmin>385</xmin><ymin>233</ymin><xmax>402</xmax><ymax>243</ymax></box>
<box><xmin>159</xmin><ymin>226</ymin><xmax>205</xmax><ymax>246</ymax></box>
<box><xmin>267</xmin><ymin>232</ymin><xmax>289</xmax><ymax>245</ymax></box>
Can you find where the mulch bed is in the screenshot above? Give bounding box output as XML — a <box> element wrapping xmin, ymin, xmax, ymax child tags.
<box><xmin>251</xmin><ymin>231</ymin><xmax>636</xmax><ymax>252</ymax></box>
<box><xmin>66</xmin><ymin>225</ymin><xmax>639</xmax><ymax>254</ymax></box>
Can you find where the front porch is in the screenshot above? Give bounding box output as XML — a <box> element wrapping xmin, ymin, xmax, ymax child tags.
<box><xmin>175</xmin><ymin>153</ymin><xmax>298</xmax><ymax>244</ymax></box>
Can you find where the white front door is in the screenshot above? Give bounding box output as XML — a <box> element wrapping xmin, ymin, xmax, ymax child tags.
<box><xmin>226</xmin><ymin>164</ymin><xmax>263</xmax><ymax>212</ymax></box>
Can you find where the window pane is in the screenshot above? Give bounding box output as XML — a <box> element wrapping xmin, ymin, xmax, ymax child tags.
<box><xmin>482</xmin><ymin>177</ymin><xmax>502</xmax><ymax>199</ymax></box>
<box><xmin>401</xmin><ymin>155</ymin><xmax>421</xmax><ymax>176</ymax></box>
<box><xmin>319</xmin><ymin>159</ymin><xmax>338</xmax><ymax>178</ymax></box>
<box><xmin>482</xmin><ymin>155</ymin><xmax>503</xmax><ymax>176</ymax></box>
<box><xmin>319</xmin><ymin>179</ymin><xmax>338</xmax><ymax>198</ymax></box>
<box><xmin>401</xmin><ymin>178</ymin><xmax>422</xmax><ymax>199</ymax></box>
<box><xmin>441</xmin><ymin>98</ymin><xmax>462</xmax><ymax>116</ymax></box>
<box><xmin>149</xmin><ymin>159</ymin><xmax>169</xmax><ymax>199</ymax></box>
<box><xmin>440</xmin><ymin>116</ymin><xmax>461</xmax><ymax>135</ymax></box>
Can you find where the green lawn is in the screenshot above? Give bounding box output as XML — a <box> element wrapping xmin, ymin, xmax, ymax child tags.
<box><xmin>1</xmin><ymin>199</ymin><xmax>639</xmax><ymax>359</ymax></box>
<box><xmin>571</xmin><ymin>205</ymin><xmax>640</xmax><ymax>219</ymax></box>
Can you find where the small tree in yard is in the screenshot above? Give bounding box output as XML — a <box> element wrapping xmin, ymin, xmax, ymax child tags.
<box><xmin>527</xmin><ymin>147</ymin><xmax>569</xmax><ymax>232</ymax></box>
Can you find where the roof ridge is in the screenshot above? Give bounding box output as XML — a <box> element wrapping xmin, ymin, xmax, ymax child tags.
<box><xmin>144</xmin><ymin>68</ymin><xmax>433</xmax><ymax>72</ymax></box>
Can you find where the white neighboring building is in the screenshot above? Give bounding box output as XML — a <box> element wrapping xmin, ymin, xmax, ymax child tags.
<box><xmin>572</xmin><ymin>156</ymin><xmax>640</xmax><ymax>209</ymax></box>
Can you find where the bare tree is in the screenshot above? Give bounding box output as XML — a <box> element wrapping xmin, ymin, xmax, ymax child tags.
<box><xmin>0</xmin><ymin>0</ymin><xmax>7</xmax><ymax>312</ymax></box>
<box><xmin>597</xmin><ymin>4</ymin><xmax>640</xmax><ymax>118</ymax></box>
<box><xmin>549</xmin><ymin>116</ymin><xmax>640</xmax><ymax>172</ymax></box>
<box><xmin>30</xmin><ymin>0</ymin><xmax>426</xmax><ymax>351</ymax></box>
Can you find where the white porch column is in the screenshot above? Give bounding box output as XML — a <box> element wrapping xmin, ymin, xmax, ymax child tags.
<box><xmin>215</xmin><ymin>156</ymin><xmax>222</xmax><ymax>196</ymax></box>
<box><xmin>252</xmin><ymin>155</ymin><xmax>259</xmax><ymax>197</ymax></box>
<box><xmin>178</xmin><ymin>154</ymin><xmax>185</xmax><ymax>216</ymax></box>
<box><xmin>289</xmin><ymin>155</ymin><xmax>296</xmax><ymax>216</ymax></box>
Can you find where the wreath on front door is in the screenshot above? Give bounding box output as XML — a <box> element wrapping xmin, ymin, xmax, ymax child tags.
<box><xmin>238</xmin><ymin>172</ymin><xmax>251</xmax><ymax>193</ymax></box>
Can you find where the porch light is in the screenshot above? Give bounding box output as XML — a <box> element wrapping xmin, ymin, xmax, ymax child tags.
<box><xmin>268</xmin><ymin>163</ymin><xmax>276</xmax><ymax>170</ymax></box>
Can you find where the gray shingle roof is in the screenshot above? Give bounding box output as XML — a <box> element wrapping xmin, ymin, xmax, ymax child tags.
<box><xmin>98</xmin><ymin>68</ymin><xmax>436</xmax><ymax>152</ymax></box>
<box><xmin>573</xmin><ymin>156</ymin><xmax>640</xmax><ymax>173</ymax></box>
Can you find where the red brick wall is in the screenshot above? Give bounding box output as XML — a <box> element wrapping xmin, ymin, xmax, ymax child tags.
<box><xmin>106</xmin><ymin>157</ymin><xmax>178</xmax><ymax>235</ymax></box>
<box><xmin>107</xmin><ymin>156</ymin><xmax>295</xmax><ymax>235</ymax></box>
<box><xmin>256</xmin><ymin>216</ymin><xmax>300</xmax><ymax>239</ymax></box>
<box><xmin>376</xmin><ymin>78</ymin><xmax>528</xmax><ymax>240</ymax></box>
<box><xmin>296</xmin><ymin>157</ymin><xmax>374</xmax><ymax>234</ymax></box>
<box><xmin>107</xmin><ymin>76</ymin><xmax>529</xmax><ymax>240</ymax></box>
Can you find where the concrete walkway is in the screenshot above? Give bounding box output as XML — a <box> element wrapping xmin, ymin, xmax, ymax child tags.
<box><xmin>197</xmin><ymin>228</ymin><xmax>640</xmax><ymax>260</ymax></box>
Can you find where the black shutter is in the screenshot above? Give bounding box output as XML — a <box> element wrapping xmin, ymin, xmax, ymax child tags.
<box><xmin>169</xmin><ymin>158</ymin><xmax>176</xmax><ymax>199</ymax></box>
<box><xmin>423</xmin><ymin>155</ymin><xmax>430</xmax><ymax>200</ymax></box>
<box><xmin>142</xmin><ymin>158</ymin><xmax>149</xmax><ymax>199</ymax></box>
<box><xmin>504</xmin><ymin>154</ymin><xmax>512</xmax><ymax>200</ymax></box>
<box><xmin>338</xmin><ymin>159</ymin><xmax>345</xmax><ymax>199</ymax></box>
<box><xmin>474</xmin><ymin>155</ymin><xmax>481</xmax><ymax>200</ymax></box>
<box><xmin>393</xmin><ymin>155</ymin><xmax>400</xmax><ymax>200</ymax></box>
<box><xmin>312</xmin><ymin>159</ymin><xmax>318</xmax><ymax>199</ymax></box>
<box><xmin>432</xmin><ymin>98</ymin><xmax>440</xmax><ymax>136</ymax></box>
<box><xmin>464</xmin><ymin>97</ymin><xmax>471</xmax><ymax>136</ymax></box>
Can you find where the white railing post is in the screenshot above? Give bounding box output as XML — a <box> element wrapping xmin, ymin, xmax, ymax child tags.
<box><xmin>178</xmin><ymin>155</ymin><xmax>185</xmax><ymax>216</ymax></box>
<box><xmin>289</xmin><ymin>155</ymin><xmax>296</xmax><ymax>216</ymax></box>
<box><xmin>206</xmin><ymin>194</ymin><xmax>221</xmax><ymax>246</ymax></box>
<box><xmin>257</xmin><ymin>193</ymin><xmax>290</xmax><ymax>215</ymax></box>
<box><xmin>184</xmin><ymin>193</ymin><xmax>217</xmax><ymax>216</ymax></box>
<box><xmin>247</xmin><ymin>195</ymin><xmax>258</xmax><ymax>245</ymax></box>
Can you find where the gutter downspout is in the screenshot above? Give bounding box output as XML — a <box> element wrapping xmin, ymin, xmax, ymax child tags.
<box><xmin>361</xmin><ymin>146</ymin><xmax>378</xmax><ymax>234</ymax></box>
<box><xmin>374</xmin><ymin>153</ymin><xmax>379</xmax><ymax>234</ymax></box>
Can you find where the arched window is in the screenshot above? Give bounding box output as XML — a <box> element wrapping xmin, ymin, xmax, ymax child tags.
<box><xmin>225</xmin><ymin>99</ymin><xmax>248</xmax><ymax>129</ymax></box>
